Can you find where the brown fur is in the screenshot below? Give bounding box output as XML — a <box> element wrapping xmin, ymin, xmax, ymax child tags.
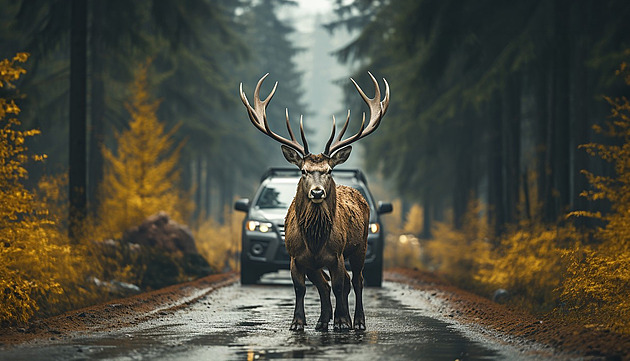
<box><xmin>283</xmin><ymin>152</ymin><xmax>370</xmax><ymax>331</ymax></box>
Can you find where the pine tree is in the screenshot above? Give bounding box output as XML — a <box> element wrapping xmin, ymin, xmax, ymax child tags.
<box><xmin>98</xmin><ymin>61</ymin><xmax>189</xmax><ymax>237</ymax></box>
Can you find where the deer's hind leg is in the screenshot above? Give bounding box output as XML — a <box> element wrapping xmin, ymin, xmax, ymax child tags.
<box><xmin>329</xmin><ymin>255</ymin><xmax>352</xmax><ymax>331</ymax></box>
<box><xmin>306</xmin><ymin>269</ymin><xmax>332</xmax><ymax>331</ymax></box>
<box><xmin>349</xmin><ymin>251</ymin><xmax>366</xmax><ymax>330</ymax></box>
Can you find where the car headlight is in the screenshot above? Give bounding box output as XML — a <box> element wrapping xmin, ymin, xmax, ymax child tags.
<box><xmin>246</xmin><ymin>220</ymin><xmax>273</xmax><ymax>233</ymax></box>
<box><xmin>369</xmin><ymin>223</ymin><xmax>380</xmax><ymax>234</ymax></box>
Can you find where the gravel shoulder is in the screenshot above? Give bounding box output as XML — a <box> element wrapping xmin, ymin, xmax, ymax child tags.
<box><xmin>386</xmin><ymin>268</ymin><xmax>629</xmax><ymax>361</ymax></box>
<box><xmin>1</xmin><ymin>268</ymin><xmax>628</xmax><ymax>360</ymax></box>
<box><xmin>0</xmin><ymin>272</ymin><xmax>237</xmax><ymax>347</ymax></box>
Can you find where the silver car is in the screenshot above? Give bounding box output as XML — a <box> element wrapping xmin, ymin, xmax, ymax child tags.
<box><xmin>234</xmin><ymin>168</ymin><xmax>392</xmax><ymax>286</ymax></box>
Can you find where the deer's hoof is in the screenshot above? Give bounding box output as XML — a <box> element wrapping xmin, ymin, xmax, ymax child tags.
<box><xmin>354</xmin><ymin>320</ymin><xmax>366</xmax><ymax>331</ymax></box>
<box><xmin>290</xmin><ymin>319</ymin><xmax>305</xmax><ymax>331</ymax></box>
<box><xmin>315</xmin><ymin>321</ymin><xmax>329</xmax><ymax>331</ymax></box>
<box><xmin>333</xmin><ymin>318</ymin><xmax>352</xmax><ymax>331</ymax></box>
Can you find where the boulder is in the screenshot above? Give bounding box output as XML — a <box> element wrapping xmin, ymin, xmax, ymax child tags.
<box><xmin>122</xmin><ymin>212</ymin><xmax>198</xmax><ymax>255</ymax></box>
<box><xmin>119</xmin><ymin>212</ymin><xmax>213</xmax><ymax>289</ymax></box>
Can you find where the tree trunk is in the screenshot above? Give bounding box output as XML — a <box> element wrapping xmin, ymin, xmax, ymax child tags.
<box><xmin>488</xmin><ymin>99</ymin><xmax>505</xmax><ymax>238</ymax></box>
<box><xmin>69</xmin><ymin>0</ymin><xmax>88</xmax><ymax>243</ymax></box>
<box><xmin>205</xmin><ymin>155</ymin><xmax>212</xmax><ymax>218</ymax></box>
<box><xmin>570</xmin><ymin>1</ymin><xmax>591</xmax><ymax>226</ymax></box>
<box><xmin>535</xmin><ymin>60</ymin><xmax>550</xmax><ymax>221</ymax></box>
<box><xmin>453</xmin><ymin>145</ymin><xmax>471</xmax><ymax>230</ymax></box>
<box><xmin>421</xmin><ymin>189</ymin><xmax>432</xmax><ymax>239</ymax></box>
<box><xmin>503</xmin><ymin>73</ymin><xmax>522</xmax><ymax>224</ymax></box>
<box><xmin>194</xmin><ymin>155</ymin><xmax>203</xmax><ymax>222</ymax></box>
<box><xmin>554</xmin><ymin>0</ymin><xmax>571</xmax><ymax>216</ymax></box>
<box><xmin>88</xmin><ymin>3</ymin><xmax>105</xmax><ymax>212</ymax></box>
<box><xmin>544</xmin><ymin>56</ymin><xmax>557</xmax><ymax>222</ymax></box>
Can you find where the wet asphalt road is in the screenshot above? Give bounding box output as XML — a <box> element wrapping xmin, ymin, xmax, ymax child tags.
<box><xmin>0</xmin><ymin>272</ymin><xmax>546</xmax><ymax>360</ymax></box>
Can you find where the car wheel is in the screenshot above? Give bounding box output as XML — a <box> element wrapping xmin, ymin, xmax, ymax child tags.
<box><xmin>364</xmin><ymin>263</ymin><xmax>383</xmax><ymax>287</ymax></box>
<box><xmin>240</xmin><ymin>257</ymin><xmax>261</xmax><ymax>285</ymax></box>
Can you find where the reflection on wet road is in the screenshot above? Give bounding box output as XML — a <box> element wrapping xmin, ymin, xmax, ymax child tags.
<box><xmin>0</xmin><ymin>272</ymin><xmax>539</xmax><ymax>360</ymax></box>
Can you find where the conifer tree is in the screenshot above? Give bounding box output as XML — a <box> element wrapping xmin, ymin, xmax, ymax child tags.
<box><xmin>98</xmin><ymin>61</ymin><xmax>189</xmax><ymax>237</ymax></box>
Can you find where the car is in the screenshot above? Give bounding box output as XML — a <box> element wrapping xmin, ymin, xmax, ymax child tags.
<box><xmin>234</xmin><ymin>167</ymin><xmax>392</xmax><ymax>287</ymax></box>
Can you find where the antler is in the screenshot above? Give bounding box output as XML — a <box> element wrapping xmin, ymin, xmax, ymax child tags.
<box><xmin>323</xmin><ymin>72</ymin><xmax>390</xmax><ymax>156</ymax></box>
<box><xmin>240</xmin><ymin>73</ymin><xmax>310</xmax><ymax>156</ymax></box>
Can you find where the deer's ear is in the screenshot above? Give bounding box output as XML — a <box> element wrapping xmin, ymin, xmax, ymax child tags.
<box><xmin>282</xmin><ymin>145</ymin><xmax>303</xmax><ymax>168</ymax></box>
<box><xmin>329</xmin><ymin>146</ymin><xmax>352</xmax><ymax>168</ymax></box>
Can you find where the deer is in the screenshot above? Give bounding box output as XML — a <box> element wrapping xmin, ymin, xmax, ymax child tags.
<box><xmin>239</xmin><ymin>72</ymin><xmax>389</xmax><ymax>331</ymax></box>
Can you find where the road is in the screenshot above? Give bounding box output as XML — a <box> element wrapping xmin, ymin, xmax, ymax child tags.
<box><xmin>0</xmin><ymin>271</ymin><xmax>550</xmax><ymax>360</ymax></box>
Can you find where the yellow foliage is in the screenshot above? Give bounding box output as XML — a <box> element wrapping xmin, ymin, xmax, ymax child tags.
<box><xmin>0</xmin><ymin>54</ymin><xmax>100</xmax><ymax>325</ymax></box>
<box><xmin>98</xmin><ymin>60</ymin><xmax>191</xmax><ymax>238</ymax></box>
<box><xmin>561</xmin><ymin>62</ymin><xmax>630</xmax><ymax>334</ymax></box>
<box><xmin>424</xmin><ymin>199</ymin><xmax>491</xmax><ymax>289</ymax></box>
<box><xmin>476</xmin><ymin>222</ymin><xmax>580</xmax><ymax>311</ymax></box>
<box><xmin>194</xmin><ymin>209</ymin><xmax>243</xmax><ymax>272</ymax></box>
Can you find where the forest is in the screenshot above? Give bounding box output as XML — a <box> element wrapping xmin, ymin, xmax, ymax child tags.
<box><xmin>1</xmin><ymin>0</ymin><xmax>630</xmax><ymax>337</ymax></box>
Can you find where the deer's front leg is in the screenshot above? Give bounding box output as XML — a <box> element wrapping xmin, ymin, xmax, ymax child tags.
<box><xmin>306</xmin><ymin>269</ymin><xmax>332</xmax><ymax>331</ymax></box>
<box><xmin>329</xmin><ymin>255</ymin><xmax>352</xmax><ymax>331</ymax></box>
<box><xmin>290</xmin><ymin>257</ymin><xmax>306</xmax><ymax>331</ymax></box>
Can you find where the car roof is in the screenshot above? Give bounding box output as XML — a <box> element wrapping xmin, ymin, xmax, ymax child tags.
<box><xmin>261</xmin><ymin>167</ymin><xmax>368</xmax><ymax>185</ymax></box>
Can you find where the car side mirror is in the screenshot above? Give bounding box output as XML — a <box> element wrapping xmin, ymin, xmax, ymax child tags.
<box><xmin>234</xmin><ymin>198</ymin><xmax>250</xmax><ymax>212</ymax></box>
<box><xmin>377</xmin><ymin>201</ymin><xmax>393</xmax><ymax>214</ymax></box>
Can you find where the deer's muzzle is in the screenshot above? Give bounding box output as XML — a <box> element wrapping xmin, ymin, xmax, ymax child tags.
<box><xmin>309</xmin><ymin>187</ymin><xmax>326</xmax><ymax>203</ymax></box>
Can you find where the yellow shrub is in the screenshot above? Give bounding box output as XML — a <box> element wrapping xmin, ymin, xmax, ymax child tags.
<box><xmin>561</xmin><ymin>244</ymin><xmax>630</xmax><ymax>333</ymax></box>
<box><xmin>424</xmin><ymin>199</ymin><xmax>491</xmax><ymax>289</ymax></box>
<box><xmin>476</xmin><ymin>222</ymin><xmax>579</xmax><ymax>311</ymax></box>
<box><xmin>0</xmin><ymin>54</ymin><xmax>100</xmax><ymax>324</ymax></box>
<box><xmin>561</xmin><ymin>61</ymin><xmax>630</xmax><ymax>334</ymax></box>
<box><xmin>194</xmin><ymin>209</ymin><xmax>243</xmax><ymax>272</ymax></box>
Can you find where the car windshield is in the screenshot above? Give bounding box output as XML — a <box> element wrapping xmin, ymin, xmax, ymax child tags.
<box><xmin>255</xmin><ymin>178</ymin><xmax>374</xmax><ymax>211</ymax></box>
<box><xmin>255</xmin><ymin>182</ymin><xmax>297</xmax><ymax>209</ymax></box>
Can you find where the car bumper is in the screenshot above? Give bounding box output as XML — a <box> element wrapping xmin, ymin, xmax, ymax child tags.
<box><xmin>242</xmin><ymin>229</ymin><xmax>382</xmax><ymax>270</ymax></box>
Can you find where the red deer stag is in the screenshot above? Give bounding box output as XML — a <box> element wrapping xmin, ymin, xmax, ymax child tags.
<box><xmin>239</xmin><ymin>72</ymin><xmax>389</xmax><ymax>331</ymax></box>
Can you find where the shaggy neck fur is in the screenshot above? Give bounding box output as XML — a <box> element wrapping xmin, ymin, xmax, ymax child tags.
<box><xmin>296</xmin><ymin>182</ymin><xmax>337</xmax><ymax>255</ymax></box>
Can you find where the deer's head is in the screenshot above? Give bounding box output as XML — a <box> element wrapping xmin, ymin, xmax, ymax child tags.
<box><xmin>240</xmin><ymin>72</ymin><xmax>389</xmax><ymax>204</ymax></box>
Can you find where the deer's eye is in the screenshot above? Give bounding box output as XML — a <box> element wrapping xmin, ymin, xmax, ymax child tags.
<box><xmin>301</xmin><ymin>169</ymin><xmax>307</xmax><ymax>175</ymax></box>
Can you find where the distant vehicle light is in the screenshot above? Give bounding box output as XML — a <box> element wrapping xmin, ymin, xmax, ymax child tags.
<box><xmin>369</xmin><ymin>223</ymin><xmax>380</xmax><ymax>234</ymax></box>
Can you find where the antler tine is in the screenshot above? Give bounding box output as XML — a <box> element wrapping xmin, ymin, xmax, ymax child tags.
<box><xmin>336</xmin><ymin>109</ymin><xmax>351</xmax><ymax>142</ymax></box>
<box><xmin>324</xmin><ymin>115</ymin><xmax>337</xmax><ymax>156</ymax></box>
<box><xmin>240</xmin><ymin>74</ymin><xmax>308</xmax><ymax>156</ymax></box>
<box><xmin>299</xmin><ymin>115</ymin><xmax>309</xmax><ymax>155</ymax></box>
<box><xmin>324</xmin><ymin>72</ymin><xmax>389</xmax><ymax>156</ymax></box>
<box><xmin>285</xmin><ymin>108</ymin><xmax>296</xmax><ymax>141</ymax></box>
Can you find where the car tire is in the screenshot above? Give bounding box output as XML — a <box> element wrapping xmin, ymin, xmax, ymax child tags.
<box><xmin>363</xmin><ymin>262</ymin><xmax>383</xmax><ymax>287</ymax></box>
<box><xmin>240</xmin><ymin>256</ymin><xmax>261</xmax><ymax>285</ymax></box>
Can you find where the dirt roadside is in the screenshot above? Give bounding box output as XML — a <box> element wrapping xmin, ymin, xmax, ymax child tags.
<box><xmin>1</xmin><ymin>269</ymin><xmax>628</xmax><ymax>360</ymax></box>
<box><xmin>386</xmin><ymin>268</ymin><xmax>629</xmax><ymax>361</ymax></box>
<box><xmin>0</xmin><ymin>272</ymin><xmax>238</xmax><ymax>347</ymax></box>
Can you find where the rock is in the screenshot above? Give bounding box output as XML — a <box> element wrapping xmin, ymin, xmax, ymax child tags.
<box><xmin>492</xmin><ymin>288</ymin><xmax>510</xmax><ymax>304</ymax></box>
<box><xmin>122</xmin><ymin>212</ymin><xmax>198</xmax><ymax>255</ymax></box>
<box><xmin>118</xmin><ymin>212</ymin><xmax>213</xmax><ymax>289</ymax></box>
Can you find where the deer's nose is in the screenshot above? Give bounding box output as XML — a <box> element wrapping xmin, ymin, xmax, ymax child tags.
<box><xmin>309</xmin><ymin>188</ymin><xmax>326</xmax><ymax>200</ymax></box>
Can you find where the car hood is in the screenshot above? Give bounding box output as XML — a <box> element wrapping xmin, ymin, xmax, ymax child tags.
<box><xmin>250</xmin><ymin>206</ymin><xmax>378</xmax><ymax>224</ymax></box>
<box><xmin>248</xmin><ymin>207</ymin><xmax>288</xmax><ymax>225</ymax></box>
